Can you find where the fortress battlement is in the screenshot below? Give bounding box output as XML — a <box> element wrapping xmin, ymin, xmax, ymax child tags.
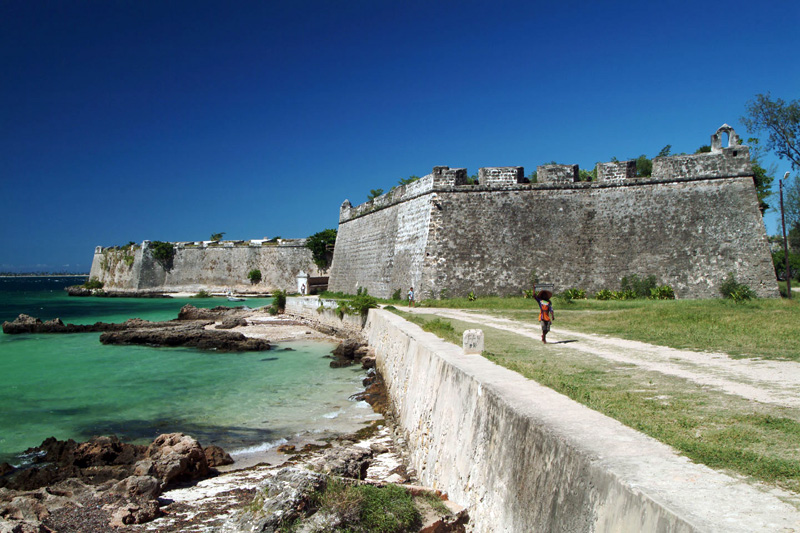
<box><xmin>329</xmin><ymin>125</ymin><xmax>777</xmax><ymax>300</ymax></box>
<box><xmin>340</xmin><ymin>124</ymin><xmax>754</xmax><ymax>224</ymax></box>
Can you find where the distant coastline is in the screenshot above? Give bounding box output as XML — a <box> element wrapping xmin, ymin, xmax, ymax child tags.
<box><xmin>0</xmin><ymin>273</ymin><xmax>88</xmax><ymax>278</ymax></box>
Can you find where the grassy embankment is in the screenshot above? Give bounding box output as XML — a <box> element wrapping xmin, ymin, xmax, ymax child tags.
<box><xmin>391</xmin><ymin>297</ymin><xmax>800</xmax><ymax>494</ymax></box>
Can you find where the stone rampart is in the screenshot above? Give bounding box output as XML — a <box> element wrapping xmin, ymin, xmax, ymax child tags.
<box><xmin>285</xmin><ymin>296</ymin><xmax>366</xmax><ymax>338</ymax></box>
<box><xmin>330</xmin><ymin>172</ymin><xmax>777</xmax><ymax>299</ymax></box>
<box><xmin>365</xmin><ymin>309</ymin><xmax>800</xmax><ymax>532</ymax></box>
<box><xmin>90</xmin><ymin>239</ymin><xmax>321</xmax><ymax>293</ymax></box>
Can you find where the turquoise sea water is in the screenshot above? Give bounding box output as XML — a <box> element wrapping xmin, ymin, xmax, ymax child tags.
<box><xmin>0</xmin><ymin>277</ymin><xmax>371</xmax><ymax>465</ymax></box>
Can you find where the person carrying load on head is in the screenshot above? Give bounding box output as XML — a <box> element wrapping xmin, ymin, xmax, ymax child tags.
<box><xmin>533</xmin><ymin>283</ymin><xmax>554</xmax><ymax>343</ymax></box>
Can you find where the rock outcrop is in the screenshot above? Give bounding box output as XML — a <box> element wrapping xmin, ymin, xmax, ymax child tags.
<box><xmin>0</xmin><ymin>433</ymin><xmax>226</xmax><ymax>532</ymax></box>
<box><xmin>2</xmin><ymin>306</ymin><xmax>269</xmax><ymax>351</ymax></box>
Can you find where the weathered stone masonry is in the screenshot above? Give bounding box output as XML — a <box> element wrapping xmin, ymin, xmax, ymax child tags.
<box><xmin>90</xmin><ymin>239</ymin><xmax>323</xmax><ymax>293</ymax></box>
<box><xmin>329</xmin><ymin>126</ymin><xmax>777</xmax><ymax>299</ymax></box>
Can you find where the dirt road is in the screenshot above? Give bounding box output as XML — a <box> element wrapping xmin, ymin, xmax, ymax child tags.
<box><xmin>404</xmin><ymin>307</ymin><xmax>800</xmax><ymax>409</ymax></box>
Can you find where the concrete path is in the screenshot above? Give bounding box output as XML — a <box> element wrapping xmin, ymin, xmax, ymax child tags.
<box><xmin>402</xmin><ymin>307</ymin><xmax>800</xmax><ymax>410</ymax></box>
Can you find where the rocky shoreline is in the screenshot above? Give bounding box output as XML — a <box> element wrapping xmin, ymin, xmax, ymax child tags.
<box><xmin>1</xmin><ymin>303</ymin><xmax>465</xmax><ymax>532</ymax></box>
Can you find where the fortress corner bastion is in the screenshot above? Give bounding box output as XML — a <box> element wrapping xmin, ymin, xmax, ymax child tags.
<box><xmin>328</xmin><ymin>126</ymin><xmax>777</xmax><ymax>299</ymax></box>
<box><xmin>89</xmin><ymin>238</ymin><xmax>324</xmax><ymax>293</ymax></box>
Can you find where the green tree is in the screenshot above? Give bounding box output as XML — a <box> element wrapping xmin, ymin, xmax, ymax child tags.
<box><xmin>635</xmin><ymin>154</ymin><xmax>652</xmax><ymax>177</ymax></box>
<box><xmin>367</xmin><ymin>189</ymin><xmax>384</xmax><ymax>201</ymax></box>
<box><xmin>210</xmin><ymin>232</ymin><xmax>225</xmax><ymax>241</ymax></box>
<box><xmin>695</xmin><ymin>145</ymin><xmax>711</xmax><ymax>153</ymax></box>
<box><xmin>149</xmin><ymin>241</ymin><xmax>175</xmax><ymax>271</ymax></box>
<box><xmin>247</xmin><ymin>269</ymin><xmax>262</xmax><ymax>284</ymax></box>
<box><xmin>656</xmin><ymin>145</ymin><xmax>672</xmax><ymax>158</ymax></box>
<box><xmin>306</xmin><ymin>229</ymin><xmax>337</xmax><ymax>269</ymax></box>
<box><xmin>741</xmin><ymin>93</ymin><xmax>800</xmax><ymax>170</ymax></box>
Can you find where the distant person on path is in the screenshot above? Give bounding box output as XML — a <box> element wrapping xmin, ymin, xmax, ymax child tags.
<box><xmin>533</xmin><ymin>284</ymin><xmax>554</xmax><ymax>343</ymax></box>
<box><xmin>408</xmin><ymin>287</ymin><xmax>415</xmax><ymax>308</ymax></box>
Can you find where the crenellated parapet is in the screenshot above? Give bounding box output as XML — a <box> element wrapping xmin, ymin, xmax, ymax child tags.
<box><xmin>538</xmin><ymin>164</ymin><xmax>579</xmax><ymax>184</ymax></box>
<box><xmin>652</xmin><ymin>124</ymin><xmax>751</xmax><ymax>180</ymax></box>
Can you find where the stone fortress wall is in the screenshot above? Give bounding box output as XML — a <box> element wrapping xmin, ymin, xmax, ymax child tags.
<box><xmin>329</xmin><ymin>125</ymin><xmax>778</xmax><ymax>299</ymax></box>
<box><xmin>89</xmin><ymin>238</ymin><xmax>323</xmax><ymax>293</ymax></box>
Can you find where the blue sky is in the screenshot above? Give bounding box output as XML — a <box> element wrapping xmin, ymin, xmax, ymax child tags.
<box><xmin>1</xmin><ymin>0</ymin><xmax>798</xmax><ymax>273</ymax></box>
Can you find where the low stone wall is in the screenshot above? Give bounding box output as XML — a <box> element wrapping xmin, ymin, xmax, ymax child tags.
<box><xmin>364</xmin><ymin>309</ymin><xmax>800</xmax><ymax>532</ymax></box>
<box><xmin>285</xmin><ymin>296</ymin><xmax>365</xmax><ymax>338</ymax></box>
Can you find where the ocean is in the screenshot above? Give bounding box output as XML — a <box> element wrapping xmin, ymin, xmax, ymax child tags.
<box><xmin>0</xmin><ymin>276</ymin><xmax>376</xmax><ymax>465</ymax></box>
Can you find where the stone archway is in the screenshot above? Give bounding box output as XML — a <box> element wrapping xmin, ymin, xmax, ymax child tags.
<box><xmin>711</xmin><ymin>124</ymin><xmax>740</xmax><ymax>152</ymax></box>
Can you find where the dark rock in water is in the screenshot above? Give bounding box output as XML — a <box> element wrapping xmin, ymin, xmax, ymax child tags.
<box><xmin>178</xmin><ymin>304</ymin><xmax>250</xmax><ymax>321</ymax></box>
<box><xmin>216</xmin><ymin>317</ymin><xmax>248</xmax><ymax>329</ymax></box>
<box><xmin>330</xmin><ymin>359</ymin><xmax>353</xmax><ymax>368</ymax></box>
<box><xmin>99</xmin><ymin>325</ymin><xmax>270</xmax><ymax>351</ymax></box>
<box><xmin>66</xmin><ymin>285</ymin><xmax>92</xmax><ymax>296</ymax></box>
<box><xmin>260</xmin><ymin>357</ymin><xmax>279</xmax><ymax>362</ymax></box>
<box><xmin>133</xmin><ymin>433</ymin><xmax>211</xmax><ymax>485</ymax></box>
<box><xmin>0</xmin><ymin>462</ymin><xmax>15</xmax><ymax>477</ymax></box>
<box><xmin>204</xmin><ymin>445</ymin><xmax>234</xmax><ymax>467</ymax></box>
<box><xmin>332</xmin><ymin>339</ymin><xmax>363</xmax><ymax>360</ymax></box>
<box><xmin>1</xmin><ymin>314</ymin><xmax>197</xmax><ymax>335</ymax></box>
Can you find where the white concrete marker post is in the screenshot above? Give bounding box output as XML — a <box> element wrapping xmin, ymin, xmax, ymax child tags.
<box><xmin>463</xmin><ymin>329</ymin><xmax>484</xmax><ymax>355</ymax></box>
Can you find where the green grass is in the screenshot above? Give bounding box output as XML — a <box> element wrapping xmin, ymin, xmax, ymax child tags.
<box><xmin>314</xmin><ymin>479</ymin><xmax>421</xmax><ymax>533</ymax></box>
<box><xmin>397</xmin><ymin>312</ymin><xmax>800</xmax><ymax>494</ymax></box>
<box><xmin>415</xmin><ymin>296</ymin><xmax>800</xmax><ymax>361</ymax></box>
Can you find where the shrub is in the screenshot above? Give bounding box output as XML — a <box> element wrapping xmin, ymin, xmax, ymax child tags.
<box><xmin>621</xmin><ymin>274</ymin><xmax>658</xmax><ymax>298</ymax></box>
<box><xmin>522</xmin><ymin>289</ymin><xmax>534</xmax><ymax>299</ymax></box>
<box><xmin>611</xmin><ymin>289</ymin><xmax>637</xmax><ymax>300</ymax></box>
<box><xmin>191</xmin><ymin>290</ymin><xmax>212</xmax><ymax>298</ymax></box>
<box><xmin>306</xmin><ymin>229</ymin><xmax>337</xmax><ymax>269</ymax></box>
<box><xmin>247</xmin><ymin>269</ymin><xmax>262</xmax><ymax>284</ymax></box>
<box><xmin>337</xmin><ymin>287</ymin><xmax>378</xmax><ymax>317</ymax></box>
<box><xmin>649</xmin><ymin>285</ymin><xmax>675</xmax><ymax>300</ymax></box>
<box><xmin>595</xmin><ymin>289</ymin><xmax>614</xmax><ymax>300</ymax></box>
<box><xmin>468</xmin><ymin>291</ymin><xmax>477</xmax><ymax>301</ymax></box>
<box><xmin>272</xmin><ymin>289</ymin><xmax>287</xmax><ymax>312</ymax></box>
<box><xmin>391</xmin><ymin>288</ymin><xmax>402</xmax><ymax>301</ymax></box>
<box><xmin>562</xmin><ymin>288</ymin><xmax>586</xmax><ymax>300</ymax></box>
<box><xmin>82</xmin><ymin>277</ymin><xmax>104</xmax><ymax>290</ymax></box>
<box><xmin>719</xmin><ymin>272</ymin><xmax>756</xmax><ymax>302</ymax></box>
<box><xmin>149</xmin><ymin>241</ymin><xmax>175</xmax><ymax>270</ymax></box>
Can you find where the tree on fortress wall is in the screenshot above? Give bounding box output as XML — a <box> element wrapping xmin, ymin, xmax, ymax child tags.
<box><xmin>149</xmin><ymin>241</ymin><xmax>175</xmax><ymax>271</ymax></box>
<box><xmin>742</xmin><ymin>93</ymin><xmax>800</xmax><ymax>171</ymax></box>
<box><xmin>307</xmin><ymin>229</ymin><xmax>337</xmax><ymax>270</ymax></box>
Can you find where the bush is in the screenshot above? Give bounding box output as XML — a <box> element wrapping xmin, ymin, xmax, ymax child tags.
<box><xmin>149</xmin><ymin>241</ymin><xmax>175</xmax><ymax>270</ymax></box>
<box><xmin>272</xmin><ymin>289</ymin><xmax>287</xmax><ymax>312</ymax></box>
<box><xmin>612</xmin><ymin>289</ymin><xmax>637</xmax><ymax>300</ymax></box>
<box><xmin>649</xmin><ymin>285</ymin><xmax>675</xmax><ymax>300</ymax></box>
<box><xmin>337</xmin><ymin>287</ymin><xmax>378</xmax><ymax>317</ymax></box>
<box><xmin>306</xmin><ymin>229</ymin><xmax>337</xmax><ymax>269</ymax></box>
<box><xmin>719</xmin><ymin>273</ymin><xmax>756</xmax><ymax>303</ymax></box>
<box><xmin>468</xmin><ymin>291</ymin><xmax>477</xmax><ymax>301</ymax></box>
<box><xmin>391</xmin><ymin>288</ymin><xmax>402</xmax><ymax>301</ymax></box>
<box><xmin>595</xmin><ymin>289</ymin><xmax>614</xmax><ymax>300</ymax></box>
<box><xmin>191</xmin><ymin>290</ymin><xmax>212</xmax><ymax>298</ymax></box>
<box><xmin>82</xmin><ymin>277</ymin><xmax>104</xmax><ymax>290</ymax></box>
<box><xmin>247</xmin><ymin>269</ymin><xmax>262</xmax><ymax>284</ymax></box>
<box><xmin>562</xmin><ymin>288</ymin><xmax>586</xmax><ymax>300</ymax></box>
<box><xmin>621</xmin><ymin>274</ymin><xmax>658</xmax><ymax>298</ymax></box>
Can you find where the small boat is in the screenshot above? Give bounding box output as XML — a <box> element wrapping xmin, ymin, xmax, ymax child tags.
<box><xmin>226</xmin><ymin>290</ymin><xmax>246</xmax><ymax>302</ymax></box>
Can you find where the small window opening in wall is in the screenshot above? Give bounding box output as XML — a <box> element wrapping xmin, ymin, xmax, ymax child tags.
<box><xmin>732</xmin><ymin>150</ymin><xmax>738</xmax><ymax>157</ymax></box>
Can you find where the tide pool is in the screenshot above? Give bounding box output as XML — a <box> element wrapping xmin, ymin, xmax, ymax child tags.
<box><xmin>0</xmin><ymin>277</ymin><xmax>373</xmax><ymax>465</ymax></box>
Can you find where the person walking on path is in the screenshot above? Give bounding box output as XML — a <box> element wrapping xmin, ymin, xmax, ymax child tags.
<box><xmin>533</xmin><ymin>284</ymin><xmax>554</xmax><ymax>343</ymax></box>
<box><xmin>408</xmin><ymin>287</ymin><xmax>416</xmax><ymax>308</ymax></box>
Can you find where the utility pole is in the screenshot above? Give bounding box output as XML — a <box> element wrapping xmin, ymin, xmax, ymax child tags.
<box><xmin>780</xmin><ymin>172</ymin><xmax>792</xmax><ymax>298</ymax></box>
